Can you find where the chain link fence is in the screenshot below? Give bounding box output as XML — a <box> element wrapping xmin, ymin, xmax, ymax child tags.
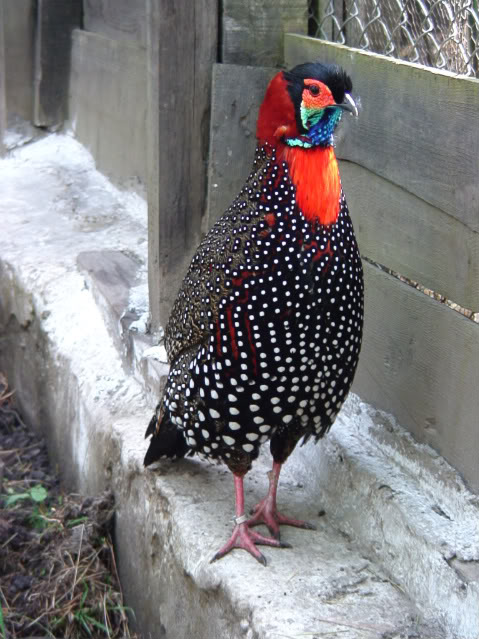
<box><xmin>308</xmin><ymin>0</ymin><xmax>479</xmax><ymax>77</ymax></box>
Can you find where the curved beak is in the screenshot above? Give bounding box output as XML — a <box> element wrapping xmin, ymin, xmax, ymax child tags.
<box><xmin>337</xmin><ymin>93</ymin><xmax>358</xmax><ymax>117</ymax></box>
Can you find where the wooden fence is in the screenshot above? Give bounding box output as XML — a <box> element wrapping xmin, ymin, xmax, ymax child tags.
<box><xmin>0</xmin><ymin>1</ymin><xmax>478</xmax><ymax>491</ymax></box>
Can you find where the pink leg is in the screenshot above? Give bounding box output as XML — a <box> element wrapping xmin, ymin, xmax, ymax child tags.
<box><xmin>211</xmin><ymin>474</ymin><xmax>291</xmax><ymax>566</ymax></box>
<box><xmin>248</xmin><ymin>461</ymin><xmax>316</xmax><ymax>539</ymax></box>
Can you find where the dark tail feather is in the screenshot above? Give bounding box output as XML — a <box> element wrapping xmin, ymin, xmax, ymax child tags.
<box><xmin>144</xmin><ymin>406</ymin><xmax>188</xmax><ymax>466</ymax></box>
<box><xmin>145</xmin><ymin>411</ymin><xmax>159</xmax><ymax>439</ymax></box>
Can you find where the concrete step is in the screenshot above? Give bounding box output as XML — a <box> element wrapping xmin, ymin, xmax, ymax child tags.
<box><xmin>0</xmin><ymin>133</ymin><xmax>477</xmax><ymax>639</ymax></box>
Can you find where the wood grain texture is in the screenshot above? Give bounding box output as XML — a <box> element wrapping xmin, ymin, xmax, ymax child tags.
<box><xmin>147</xmin><ymin>0</ymin><xmax>218</xmax><ymax>329</ymax></box>
<box><xmin>3</xmin><ymin>0</ymin><xmax>34</xmax><ymax>123</ymax></box>
<box><xmin>311</xmin><ymin>0</ymin><xmax>344</xmax><ymax>41</ymax></box>
<box><xmin>68</xmin><ymin>30</ymin><xmax>147</xmax><ymax>186</ymax></box>
<box><xmin>83</xmin><ymin>0</ymin><xmax>147</xmax><ymax>46</ymax></box>
<box><xmin>285</xmin><ymin>35</ymin><xmax>479</xmax><ymax>232</ymax></box>
<box><xmin>222</xmin><ymin>0</ymin><xmax>307</xmax><ymax>66</ymax></box>
<box><xmin>206</xmin><ymin>63</ymin><xmax>275</xmax><ymax>229</ymax></box>
<box><xmin>354</xmin><ymin>261</ymin><xmax>479</xmax><ymax>491</ymax></box>
<box><xmin>340</xmin><ymin>160</ymin><xmax>479</xmax><ymax>310</ymax></box>
<box><xmin>33</xmin><ymin>0</ymin><xmax>82</xmax><ymax>127</ymax></box>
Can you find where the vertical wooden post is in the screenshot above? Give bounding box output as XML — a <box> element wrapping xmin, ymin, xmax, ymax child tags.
<box><xmin>310</xmin><ymin>0</ymin><xmax>345</xmax><ymax>42</ymax></box>
<box><xmin>33</xmin><ymin>0</ymin><xmax>82</xmax><ymax>127</ymax></box>
<box><xmin>313</xmin><ymin>0</ymin><xmax>332</xmax><ymax>40</ymax></box>
<box><xmin>146</xmin><ymin>0</ymin><xmax>218</xmax><ymax>331</ymax></box>
<box><xmin>0</xmin><ymin>0</ymin><xmax>6</xmax><ymax>156</ymax></box>
<box><xmin>3</xmin><ymin>0</ymin><xmax>35</xmax><ymax>127</ymax></box>
<box><xmin>221</xmin><ymin>0</ymin><xmax>307</xmax><ymax>67</ymax></box>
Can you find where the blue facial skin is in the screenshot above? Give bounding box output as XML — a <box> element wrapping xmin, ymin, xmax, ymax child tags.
<box><xmin>286</xmin><ymin>107</ymin><xmax>343</xmax><ymax>149</ymax></box>
<box><xmin>307</xmin><ymin>108</ymin><xmax>342</xmax><ymax>146</ymax></box>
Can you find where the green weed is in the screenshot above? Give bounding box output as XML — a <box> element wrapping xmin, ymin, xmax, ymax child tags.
<box><xmin>0</xmin><ymin>605</ymin><xmax>6</xmax><ymax>639</ymax></box>
<box><xmin>4</xmin><ymin>483</ymin><xmax>48</xmax><ymax>506</ymax></box>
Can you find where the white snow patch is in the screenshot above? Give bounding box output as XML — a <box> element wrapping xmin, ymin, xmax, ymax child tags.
<box><xmin>124</xmin><ymin>279</ymin><xmax>149</xmax><ymax>334</ymax></box>
<box><xmin>0</xmin><ymin>134</ymin><xmax>147</xmax><ymax>274</ymax></box>
<box><xmin>142</xmin><ymin>345</ymin><xmax>168</xmax><ymax>364</ymax></box>
<box><xmin>4</xmin><ymin>116</ymin><xmax>39</xmax><ymax>149</ymax></box>
<box><xmin>128</xmin><ymin>280</ymin><xmax>149</xmax><ymax>315</ymax></box>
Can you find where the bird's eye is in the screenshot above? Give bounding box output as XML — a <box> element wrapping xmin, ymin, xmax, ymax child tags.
<box><xmin>308</xmin><ymin>85</ymin><xmax>320</xmax><ymax>96</ymax></box>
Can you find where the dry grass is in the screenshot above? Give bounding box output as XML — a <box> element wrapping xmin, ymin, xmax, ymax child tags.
<box><xmin>0</xmin><ymin>373</ymin><xmax>138</xmax><ymax>639</ymax></box>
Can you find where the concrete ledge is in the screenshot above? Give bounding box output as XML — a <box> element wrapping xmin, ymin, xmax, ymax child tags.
<box><xmin>1</xmin><ymin>134</ymin><xmax>478</xmax><ymax>639</ymax></box>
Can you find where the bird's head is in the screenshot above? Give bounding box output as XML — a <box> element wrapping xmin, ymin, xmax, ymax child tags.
<box><xmin>256</xmin><ymin>61</ymin><xmax>357</xmax><ymax>150</ymax></box>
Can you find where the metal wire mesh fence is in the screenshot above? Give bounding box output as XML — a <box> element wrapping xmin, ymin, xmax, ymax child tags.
<box><xmin>308</xmin><ymin>0</ymin><xmax>479</xmax><ymax>77</ymax></box>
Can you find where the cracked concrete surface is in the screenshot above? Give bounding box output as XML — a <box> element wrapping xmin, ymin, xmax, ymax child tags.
<box><xmin>0</xmin><ymin>134</ymin><xmax>478</xmax><ymax>639</ymax></box>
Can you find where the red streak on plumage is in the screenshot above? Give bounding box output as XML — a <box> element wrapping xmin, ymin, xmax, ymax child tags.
<box><xmin>259</xmin><ymin>212</ymin><xmax>276</xmax><ymax>237</ymax></box>
<box><xmin>264</xmin><ymin>213</ymin><xmax>275</xmax><ymax>227</ymax></box>
<box><xmin>281</xmin><ymin>145</ymin><xmax>340</xmax><ymax>225</ymax></box>
<box><xmin>232</xmin><ymin>271</ymin><xmax>257</xmax><ymax>288</ymax></box>
<box><xmin>226</xmin><ymin>306</ymin><xmax>239</xmax><ymax>360</ymax></box>
<box><xmin>313</xmin><ymin>239</ymin><xmax>333</xmax><ymax>262</ymax></box>
<box><xmin>303</xmin><ymin>238</ymin><xmax>334</xmax><ymax>263</ymax></box>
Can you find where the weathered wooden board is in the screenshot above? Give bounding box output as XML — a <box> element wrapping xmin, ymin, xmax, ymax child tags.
<box><xmin>206</xmin><ymin>63</ymin><xmax>275</xmax><ymax>229</ymax></box>
<box><xmin>222</xmin><ymin>0</ymin><xmax>307</xmax><ymax>67</ymax></box>
<box><xmin>340</xmin><ymin>161</ymin><xmax>479</xmax><ymax>311</ymax></box>
<box><xmin>310</xmin><ymin>0</ymin><xmax>344</xmax><ymax>41</ymax></box>
<box><xmin>354</xmin><ymin>261</ymin><xmax>479</xmax><ymax>492</ymax></box>
<box><xmin>83</xmin><ymin>0</ymin><xmax>147</xmax><ymax>46</ymax></box>
<box><xmin>3</xmin><ymin>0</ymin><xmax>34</xmax><ymax>124</ymax></box>
<box><xmin>68</xmin><ymin>30</ymin><xmax>147</xmax><ymax>187</ymax></box>
<box><xmin>147</xmin><ymin>0</ymin><xmax>218</xmax><ymax>329</ymax></box>
<box><xmin>33</xmin><ymin>0</ymin><xmax>82</xmax><ymax>127</ymax></box>
<box><xmin>285</xmin><ymin>35</ymin><xmax>479</xmax><ymax>233</ymax></box>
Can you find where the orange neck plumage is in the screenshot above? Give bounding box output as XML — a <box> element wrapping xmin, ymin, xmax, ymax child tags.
<box><xmin>279</xmin><ymin>145</ymin><xmax>341</xmax><ymax>225</ymax></box>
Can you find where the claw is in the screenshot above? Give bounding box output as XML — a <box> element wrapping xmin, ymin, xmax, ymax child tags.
<box><xmin>280</xmin><ymin>540</ymin><xmax>293</xmax><ymax>549</ymax></box>
<box><xmin>211</xmin><ymin>522</ymin><xmax>287</xmax><ymax>565</ymax></box>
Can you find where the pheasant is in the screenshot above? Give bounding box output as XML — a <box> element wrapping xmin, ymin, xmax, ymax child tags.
<box><xmin>144</xmin><ymin>61</ymin><xmax>363</xmax><ymax>565</ymax></box>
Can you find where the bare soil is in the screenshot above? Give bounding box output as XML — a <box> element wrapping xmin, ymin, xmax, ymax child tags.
<box><xmin>0</xmin><ymin>373</ymin><xmax>138</xmax><ymax>639</ymax></box>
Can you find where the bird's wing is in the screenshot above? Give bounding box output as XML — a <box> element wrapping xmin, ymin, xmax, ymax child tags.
<box><xmin>164</xmin><ymin>149</ymin><xmax>277</xmax><ymax>364</ymax></box>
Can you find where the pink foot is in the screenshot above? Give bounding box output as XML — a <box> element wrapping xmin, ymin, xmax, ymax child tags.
<box><xmin>211</xmin><ymin>521</ymin><xmax>291</xmax><ymax>566</ymax></box>
<box><xmin>248</xmin><ymin>497</ymin><xmax>316</xmax><ymax>539</ymax></box>
<box><xmin>247</xmin><ymin>461</ymin><xmax>316</xmax><ymax>539</ymax></box>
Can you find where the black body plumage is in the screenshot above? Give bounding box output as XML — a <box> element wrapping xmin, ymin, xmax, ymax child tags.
<box><xmin>144</xmin><ymin>144</ymin><xmax>364</xmax><ymax>475</ymax></box>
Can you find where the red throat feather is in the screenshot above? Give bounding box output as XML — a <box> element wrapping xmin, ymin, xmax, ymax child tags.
<box><xmin>281</xmin><ymin>145</ymin><xmax>341</xmax><ymax>226</ymax></box>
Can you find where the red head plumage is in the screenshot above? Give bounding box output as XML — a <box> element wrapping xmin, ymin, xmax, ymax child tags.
<box><xmin>256</xmin><ymin>71</ymin><xmax>299</xmax><ymax>147</ymax></box>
